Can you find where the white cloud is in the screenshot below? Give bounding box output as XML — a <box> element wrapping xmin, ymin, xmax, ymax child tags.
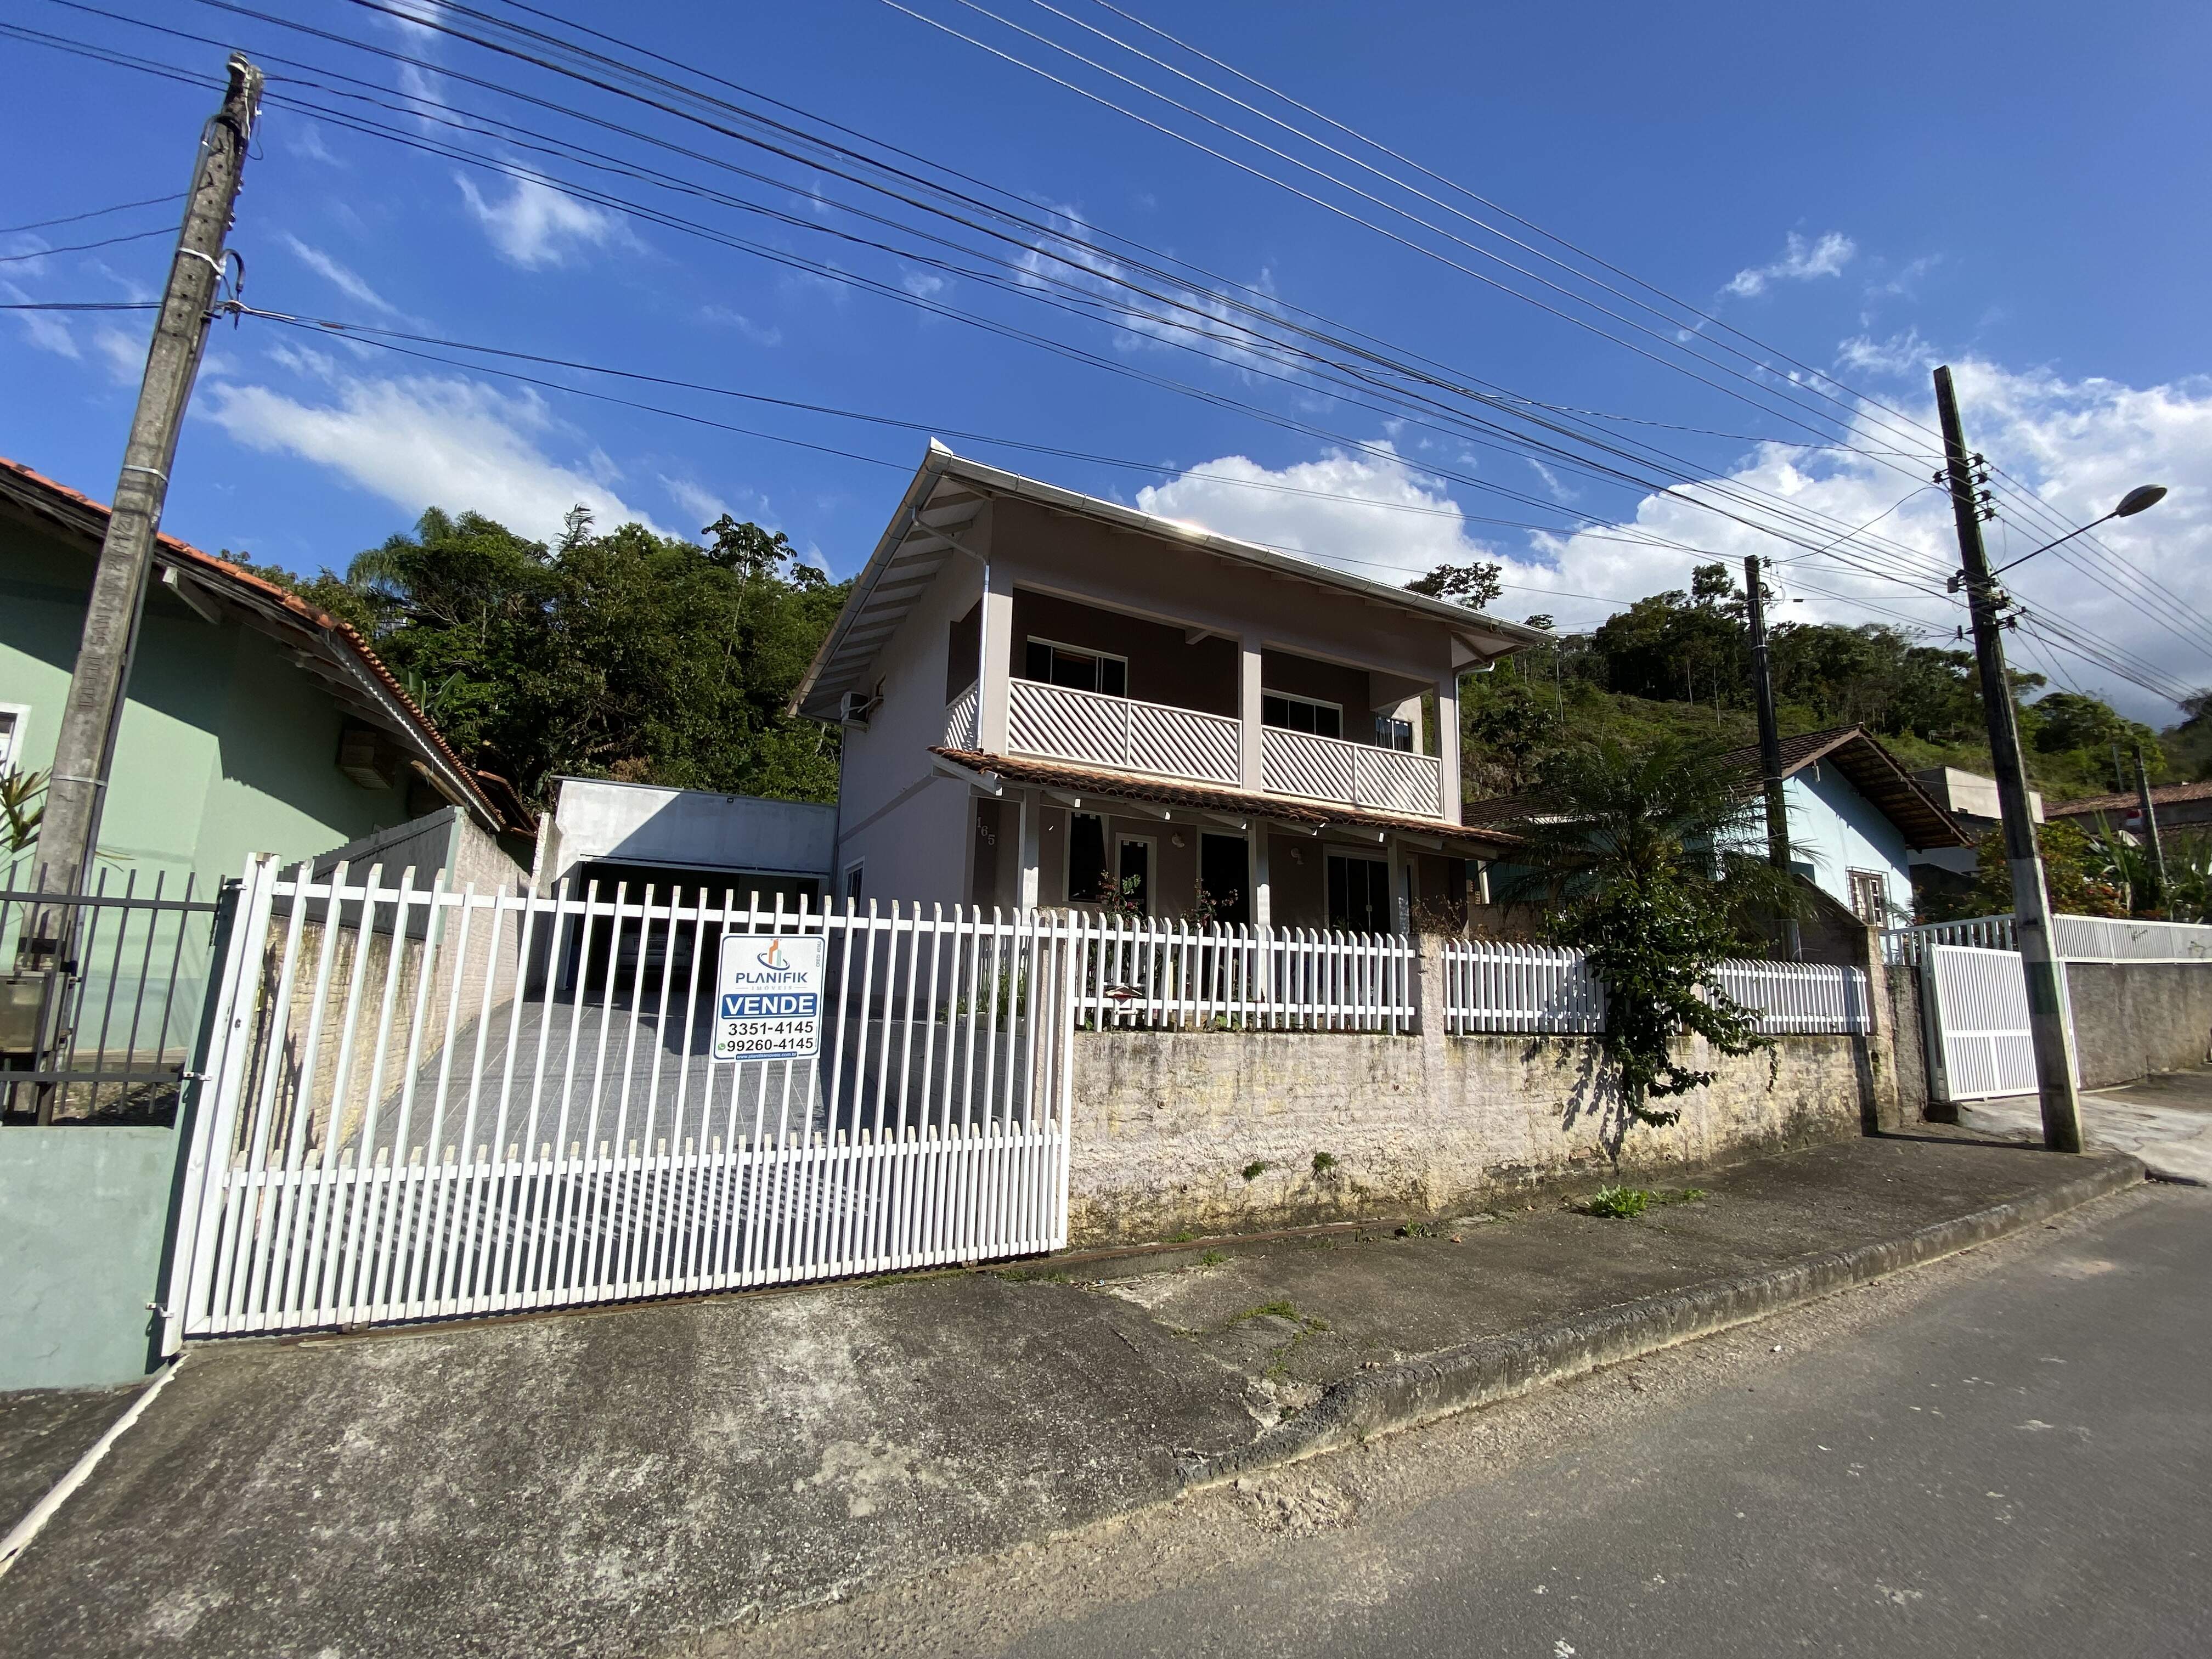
<box><xmin>1019</xmin><ymin>203</ymin><xmax>1282</xmax><ymax>373</ymax></box>
<box><xmin>91</xmin><ymin>326</ymin><xmax>146</xmax><ymax>387</ymax></box>
<box><xmin>699</xmin><ymin>304</ymin><xmax>783</xmax><ymax>347</ymax></box>
<box><xmin>661</xmin><ymin>476</ymin><xmax>731</xmax><ymax>534</ymax></box>
<box><xmin>284</xmin><ymin>120</ymin><xmax>345</xmax><ymax>167</ymax></box>
<box><xmin>900</xmin><ymin>268</ymin><xmax>948</xmax><ymax>300</ymax></box>
<box><xmin>455</xmin><ymin>173</ymin><xmax>634</xmax><ymax>269</ymax></box>
<box><xmin>1725</xmin><ymin>231</ymin><xmax>1857</xmax><ymax>298</ymax></box>
<box><xmin>1</xmin><ymin>278</ymin><xmax>78</xmax><ymax>359</ymax></box>
<box><xmin>1133</xmin><ymin>356</ymin><xmax>2212</xmax><ymax>722</ymax></box>
<box><xmin>1835</xmin><ymin>328</ymin><xmax>1937</xmax><ymax>377</ymax></box>
<box><xmin>200</xmin><ymin>372</ymin><xmax>665</xmax><ymax>543</ymax></box>
<box><xmin>281</xmin><ymin>234</ymin><xmax>403</xmax><ymax>317</ymax></box>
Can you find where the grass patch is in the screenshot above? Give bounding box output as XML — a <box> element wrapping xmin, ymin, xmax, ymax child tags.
<box><xmin>1241</xmin><ymin>1159</ymin><xmax>1271</xmax><ymax>1182</ymax></box>
<box><xmin>1197</xmin><ymin>1249</ymin><xmax>1228</xmax><ymax>1267</ymax></box>
<box><xmin>1577</xmin><ymin>1184</ymin><xmax>1709</xmax><ymax>1219</ymax></box>
<box><xmin>1395</xmin><ymin>1220</ymin><xmax>1442</xmax><ymax>1239</ymax></box>
<box><xmin>1311</xmin><ymin>1151</ymin><xmax>1339</xmax><ymax>1175</ymax></box>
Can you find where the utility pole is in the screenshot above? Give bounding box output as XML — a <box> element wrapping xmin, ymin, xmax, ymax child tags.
<box><xmin>2134</xmin><ymin>742</ymin><xmax>2169</xmax><ymax>910</ymax></box>
<box><xmin>1934</xmin><ymin>364</ymin><xmax>2083</xmax><ymax>1153</ymax></box>
<box><xmin>1743</xmin><ymin>556</ymin><xmax>1789</xmax><ymax>871</ymax></box>
<box><xmin>35</xmin><ymin>56</ymin><xmax>263</xmax><ymax>905</ymax></box>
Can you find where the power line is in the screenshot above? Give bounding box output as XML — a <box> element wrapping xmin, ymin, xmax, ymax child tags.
<box><xmin>0</xmin><ymin>224</ymin><xmax>176</xmax><ymax>263</ymax></box>
<box><xmin>0</xmin><ymin>189</ymin><xmax>181</xmax><ymax>235</ymax></box>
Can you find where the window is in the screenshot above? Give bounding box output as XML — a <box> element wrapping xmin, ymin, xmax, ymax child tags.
<box><xmin>1327</xmin><ymin>852</ymin><xmax>1391</xmax><ymax>932</ymax></box>
<box><xmin>1024</xmin><ymin>638</ymin><xmax>1127</xmax><ymax>698</ymax></box>
<box><xmin>1847</xmin><ymin>869</ymin><xmax>1889</xmax><ymax>928</ymax></box>
<box><xmin>1116</xmin><ymin>836</ymin><xmax>1154</xmax><ymax>917</ymax></box>
<box><xmin>1261</xmin><ymin>691</ymin><xmax>1342</xmax><ymax>740</ymax></box>
<box><xmin>842</xmin><ymin>862</ymin><xmax>865</xmax><ymax>903</ymax></box>
<box><xmin>1374</xmin><ymin>714</ymin><xmax>1414</xmax><ymax>752</ymax></box>
<box><xmin>0</xmin><ymin>706</ymin><xmax>23</xmax><ymax>771</ymax></box>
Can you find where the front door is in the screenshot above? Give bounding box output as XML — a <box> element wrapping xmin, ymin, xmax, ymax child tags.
<box><xmin>1327</xmin><ymin>851</ymin><xmax>1391</xmax><ymax>933</ymax></box>
<box><xmin>1198</xmin><ymin>833</ymin><xmax>1251</xmax><ymax>925</ymax></box>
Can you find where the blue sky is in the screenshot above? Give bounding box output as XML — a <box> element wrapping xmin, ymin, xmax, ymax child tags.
<box><xmin>5</xmin><ymin>0</ymin><xmax>2209</xmax><ymax>723</ymax></box>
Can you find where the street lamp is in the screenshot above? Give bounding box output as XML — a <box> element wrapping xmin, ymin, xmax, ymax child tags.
<box><xmin>1973</xmin><ymin>484</ymin><xmax>2168</xmax><ymax>583</ymax></box>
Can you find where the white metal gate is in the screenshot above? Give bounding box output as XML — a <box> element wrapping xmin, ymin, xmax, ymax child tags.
<box><xmin>1921</xmin><ymin>944</ymin><xmax>2076</xmax><ymax>1102</ymax></box>
<box><xmin>167</xmin><ymin>857</ymin><xmax>1077</xmax><ymax>1342</ymax></box>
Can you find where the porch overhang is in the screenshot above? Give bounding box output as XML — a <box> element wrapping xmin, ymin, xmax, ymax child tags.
<box><xmin>930</xmin><ymin>747</ymin><xmax>1519</xmax><ymax>857</ymax></box>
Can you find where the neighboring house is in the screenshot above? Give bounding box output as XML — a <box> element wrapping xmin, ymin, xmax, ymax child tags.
<box><xmin>1909</xmin><ymin>765</ymin><xmax>2041</xmax><ymax>880</ymax></box>
<box><xmin>1729</xmin><ymin>729</ymin><xmax>1971</xmax><ymax>927</ymax></box>
<box><xmin>2047</xmin><ymin>779</ymin><xmax>2212</xmax><ymax>836</ymax></box>
<box><xmin>788</xmin><ymin>444</ymin><xmax>1542</xmax><ymax>931</ymax></box>
<box><xmin>0</xmin><ymin>456</ymin><xmax>527</xmax><ymax>895</ymax></box>
<box><xmin>1464</xmin><ymin>725</ymin><xmax>1968</xmax><ymax>931</ymax></box>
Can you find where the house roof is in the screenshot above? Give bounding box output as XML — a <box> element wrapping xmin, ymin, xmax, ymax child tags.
<box><xmin>790</xmin><ymin>443</ymin><xmax>1550</xmax><ymax>720</ymax></box>
<box><xmin>0</xmin><ymin>456</ymin><xmax>524</xmax><ymax>834</ymax></box>
<box><xmin>2049</xmin><ymin>778</ymin><xmax>2212</xmax><ymax>819</ymax></box>
<box><xmin>1460</xmin><ymin>725</ymin><xmax>1971</xmax><ymax>850</ymax></box>
<box><xmin>1717</xmin><ymin>727</ymin><xmax>1970</xmax><ymax>849</ymax></box>
<box><xmin>930</xmin><ymin>747</ymin><xmax>1523</xmax><ymax>855</ymax></box>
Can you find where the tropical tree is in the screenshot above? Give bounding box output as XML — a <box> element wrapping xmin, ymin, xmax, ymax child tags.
<box><xmin>2</xmin><ymin>767</ymin><xmax>45</xmax><ymax>860</ymax></box>
<box><xmin>1503</xmin><ymin>736</ymin><xmax>1805</xmax><ymax>1127</ymax></box>
<box><xmin>245</xmin><ymin>505</ymin><xmax>851</xmax><ymax>810</ymax></box>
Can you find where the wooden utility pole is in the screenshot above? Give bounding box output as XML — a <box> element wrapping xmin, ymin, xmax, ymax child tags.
<box><xmin>35</xmin><ymin>56</ymin><xmax>263</xmax><ymax>904</ymax></box>
<box><xmin>2134</xmin><ymin>743</ymin><xmax>2169</xmax><ymax>910</ymax></box>
<box><xmin>1743</xmin><ymin>555</ymin><xmax>1790</xmax><ymax>871</ymax></box>
<box><xmin>1933</xmin><ymin>364</ymin><xmax>2083</xmax><ymax>1153</ymax></box>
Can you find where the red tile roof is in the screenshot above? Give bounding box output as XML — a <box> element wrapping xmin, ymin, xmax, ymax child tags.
<box><xmin>2050</xmin><ymin>778</ymin><xmax>2212</xmax><ymax>819</ymax></box>
<box><xmin>0</xmin><ymin>456</ymin><xmax>526</xmax><ymax>833</ymax></box>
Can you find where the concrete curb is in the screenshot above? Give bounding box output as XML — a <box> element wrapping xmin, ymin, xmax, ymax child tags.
<box><xmin>1189</xmin><ymin>1151</ymin><xmax>2145</xmax><ymax>1488</ymax></box>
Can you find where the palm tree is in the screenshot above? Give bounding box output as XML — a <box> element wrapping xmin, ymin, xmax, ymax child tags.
<box><xmin>1500</xmin><ymin>736</ymin><xmax>1805</xmax><ymax>1126</ymax></box>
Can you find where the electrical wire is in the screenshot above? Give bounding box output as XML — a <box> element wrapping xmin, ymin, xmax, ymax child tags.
<box><xmin>0</xmin><ymin>224</ymin><xmax>175</xmax><ymax>263</ymax></box>
<box><xmin>0</xmin><ymin>189</ymin><xmax>181</xmax><ymax>235</ymax></box>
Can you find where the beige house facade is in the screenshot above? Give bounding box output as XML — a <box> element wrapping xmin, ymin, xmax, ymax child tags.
<box><xmin>791</xmin><ymin>445</ymin><xmax>1541</xmax><ymax>932</ymax></box>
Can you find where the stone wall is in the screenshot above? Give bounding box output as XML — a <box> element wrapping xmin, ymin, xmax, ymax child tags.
<box><xmin>1067</xmin><ymin>1027</ymin><xmax>1871</xmax><ymax>1245</ymax></box>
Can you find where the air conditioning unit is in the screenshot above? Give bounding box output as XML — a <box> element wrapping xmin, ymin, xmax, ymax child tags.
<box><xmin>839</xmin><ymin>690</ymin><xmax>879</xmax><ymax>727</ymax></box>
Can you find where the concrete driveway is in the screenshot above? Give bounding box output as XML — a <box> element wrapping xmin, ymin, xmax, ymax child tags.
<box><xmin>1959</xmin><ymin>1067</ymin><xmax>2212</xmax><ymax>1183</ymax></box>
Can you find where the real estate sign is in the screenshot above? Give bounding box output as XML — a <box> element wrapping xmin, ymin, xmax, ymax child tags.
<box><xmin>713</xmin><ymin>932</ymin><xmax>826</xmax><ymax>1061</ymax></box>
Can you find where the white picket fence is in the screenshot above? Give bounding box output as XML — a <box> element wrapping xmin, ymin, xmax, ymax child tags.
<box><xmin>167</xmin><ymin>861</ymin><xmax>1078</xmax><ymax>1342</ymax></box>
<box><xmin>1712</xmin><ymin>959</ymin><xmax>1872</xmax><ymax>1035</ymax></box>
<box><xmin>1440</xmin><ymin>940</ymin><xmax>1870</xmax><ymax>1035</ymax></box>
<box><xmin>1887</xmin><ymin>912</ymin><xmax>2212</xmax><ymax>966</ymax></box>
<box><xmin>1439</xmin><ymin>941</ymin><xmax>1605</xmax><ymax>1034</ymax></box>
<box><xmin>1074</xmin><ymin>913</ymin><xmax>1415</xmax><ymax>1032</ymax></box>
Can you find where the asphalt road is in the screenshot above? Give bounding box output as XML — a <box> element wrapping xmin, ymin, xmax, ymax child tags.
<box><xmin>735</xmin><ymin>1182</ymin><xmax>2212</xmax><ymax>1659</ymax></box>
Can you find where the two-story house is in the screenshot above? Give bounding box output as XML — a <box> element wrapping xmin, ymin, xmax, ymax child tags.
<box><xmin>789</xmin><ymin>445</ymin><xmax>1541</xmax><ymax>932</ymax></box>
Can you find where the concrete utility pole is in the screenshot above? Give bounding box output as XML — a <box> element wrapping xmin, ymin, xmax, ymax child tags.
<box><xmin>2134</xmin><ymin>742</ymin><xmax>2169</xmax><ymax>910</ymax></box>
<box><xmin>1933</xmin><ymin>364</ymin><xmax>2083</xmax><ymax>1153</ymax></box>
<box><xmin>1742</xmin><ymin>555</ymin><xmax>1790</xmax><ymax>871</ymax></box>
<box><xmin>35</xmin><ymin>55</ymin><xmax>263</xmax><ymax>901</ymax></box>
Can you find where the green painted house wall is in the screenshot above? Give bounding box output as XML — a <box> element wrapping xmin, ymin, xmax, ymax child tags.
<box><xmin>1</xmin><ymin>517</ymin><xmax>417</xmax><ymax>895</ymax></box>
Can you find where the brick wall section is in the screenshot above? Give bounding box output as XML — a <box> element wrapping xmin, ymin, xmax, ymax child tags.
<box><xmin>1065</xmin><ymin>932</ymin><xmax>1888</xmax><ymax>1246</ymax></box>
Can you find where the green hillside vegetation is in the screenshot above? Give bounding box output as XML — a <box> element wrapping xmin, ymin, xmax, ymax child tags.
<box><xmin>1455</xmin><ymin>561</ymin><xmax>2199</xmax><ymax>807</ymax></box>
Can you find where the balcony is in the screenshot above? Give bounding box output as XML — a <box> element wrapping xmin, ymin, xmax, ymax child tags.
<box><xmin>996</xmin><ymin>677</ymin><xmax>1444</xmax><ymax>819</ymax></box>
<box><xmin>1007</xmin><ymin>678</ymin><xmax>1242</xmax><ymax>786</ymax></box>
<box><xmin>1262</xmin><ymin>725</ymin><xmax>1442</xmax><ymax>817</ymax></box>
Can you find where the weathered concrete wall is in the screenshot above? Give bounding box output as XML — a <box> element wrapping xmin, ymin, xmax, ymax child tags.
<box><xmin>1888</xmin><ymin>967</ymin><xmax>1931</xmax><ymax>1123</ymax></box>
<box><xmin>1</xmin><ymin>1126</ymin><xmax>176</xmax><ymax>1388</ymax></box>
<box><xmin>1068</xmin><ymin>1029</ymin><xmax>1867</xmax><ymax>1246</ymax></box>
<box><xmin>2066</xmin><ymin>962</ymin><xmax>2212</xmax><ymax>1089</ymax></box>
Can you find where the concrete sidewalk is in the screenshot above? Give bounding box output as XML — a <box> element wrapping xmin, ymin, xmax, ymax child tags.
<box><xmin>1959</xmin><ymin>1067</ymin><xmax>2212</xmax><ymax>1184</ymax></box>
<box><xmin>0</xmin><ymin>1133</ymin><xmax>2140</xmax><ymax>1659</ymax></box>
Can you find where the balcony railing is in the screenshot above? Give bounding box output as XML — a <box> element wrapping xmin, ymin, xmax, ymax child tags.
<box><xmin>1007</xmin><ymin>678</ymin><xmax>1242</xmax><ymax>786</ymax></box>
<box><xmin>943</xmin><ymin>681</ymin><xmax>979</xmax><ymax>749</ymax></box>
<box><xmin>1262</xmin><ymin>725</ymin><xmax>1442</xmax><ymax>817</ymax></box>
